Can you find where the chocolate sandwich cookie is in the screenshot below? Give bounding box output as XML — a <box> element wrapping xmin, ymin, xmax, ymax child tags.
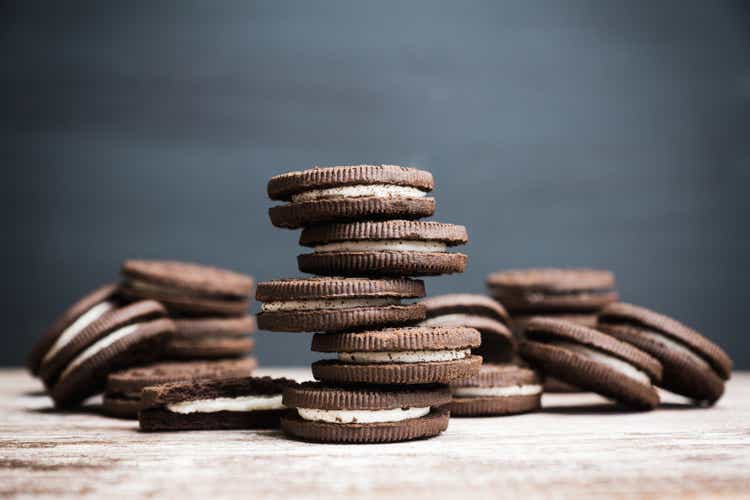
<box><xmin>598</xmin><ymin>303</ymin><xmax>732</xmax><ymax>404</ymax></box>
<box><xmin>447</xmin><ymin>364</ymin><xmax>542</xmax><ymax>417</ymax></box>
<box><xmin>103</xmin><ymin>358</ymin><xmax>258</xmax><ymax>418</ymax></box>
<box><xmin>420</xmin><ymin>294</ymin><xmax>515</xmax><ymax>363</ymax></box>
<box><xmin>27</xmin><ymin>284</ymin><xmax>120</xmax><ymax>376</ymax></box>
<box><xmin>268</xmin><ymin>165</ymin><xmax>436</xmax><ymax>229</ymax></box>
<box><xmin>487</xmin><ymin>269</ymin><xmax>617</xmax><ymax>312</ymax></box>
<box><xmin>38</xmin><ymin>300</ymin><xmax>167</xmax><ymax>388</ymax></box>
<box><xmin>50</xmin><ymin>312</ymin><xmax>174</xmax><ymax>408</ymax></box>
<box><xmin>298</xmin><ymin>220</ymin><xmax>468</xmax><ymax>277</ymax></box>
<box><xmin>256</xmin><ymin>277</ymin><xmax>426</xmax><ymax>332</ymax></box>
<box><xmin>121</xmin><ymin>260</ymin><xmax>254</xmax><ymax>316</ymax></box>
<box><xmin>311</xmin><ymin>326</ymin><xmax>482</xmax><ymax>385</ymax></box>
<box><xmin>139</xmin><ymin>376</ymin><xmax>297</xmax><ymax>431</ymax></box>
<box><xmin>166</xmin><ymin>316</ymin><xmax>256</xmax><ymax>359</ymax></box>
<box><xmin>520</xmin><ymin>318</ymin><xmax>663</xmax><ymax>409</ymax></box>
<box><xmin>281</xmin><ymin>383</ymin><xmax>451</xmax><ymax>443</ymax></box>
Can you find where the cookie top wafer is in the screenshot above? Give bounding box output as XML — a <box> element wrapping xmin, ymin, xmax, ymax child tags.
<box><xmin>268</xmin><ymin>165</ymin><xmax>434</xmax><ymax>201</ymax></box>
<box><xmin>256</xmin><ymin>277</ymin><xmax>425</xmax><ymax>301</ymax></box>
<box><xmin>27</xmin><ymin>284</ymin><xmax>120</xmax><ymax>376</ymax></box>
<box><xmin>421</xmin><ymin>294</ymin><xmax>510</xmax><ymax>324</ymax></box>
<box><xmin>283</xmin><ymin>382</ymin><xmax>451</xmax><ymax>410</ymax></box>
<box><xmin>299</xmin><ymin>220</ymin><xmax>468</xmax><ymax>247</ymax></box>
<box><xmin>486</xmin><ymin>268</ymin><xmax>617</xmax><ymax>311</ymax></box>
<box><xmin>141</xmin><ymin>376</ymin><xmax>297</xmax><ymax>408</ymax></box>
<box><xmin>450</xmin><ymin>364</ymin><xmax>540</xmax><ymax>388</ymax></box>
<box><xmin>172</xmin><ymin>316</ymin><xmax>256</xmax><ymax>339</ymax></box>
<box><xmin>311</xmin><ymin>326</ymin><xmax>480</xmax><ymax>353</ymax></box>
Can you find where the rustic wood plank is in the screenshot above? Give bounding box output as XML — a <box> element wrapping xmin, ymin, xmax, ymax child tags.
<box><xmin>1</xmin><ymin>368</ymin><xmax>748</xmax><ymax>499</ymax></box>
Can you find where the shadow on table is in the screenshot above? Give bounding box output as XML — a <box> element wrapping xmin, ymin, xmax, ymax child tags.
<box><xmin>542</xmin><ymin>401</ymin><xmax>698</xmax><ymax>414</ymax></box>
<box><xmin>27</xmin><ymin>403</ymin><xmax>109</xmax><ymax>417</ymax></box>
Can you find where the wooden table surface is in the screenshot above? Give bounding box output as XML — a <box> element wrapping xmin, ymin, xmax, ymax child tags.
<box><xmin>1</xmin><ymin>368</ymin><xmax>748</xmax><ymax>499</ymax></box>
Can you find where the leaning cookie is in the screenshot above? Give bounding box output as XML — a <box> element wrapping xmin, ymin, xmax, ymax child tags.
<box><xmin>520</xmin><ymin>318</ymin><xmax>663</xmax><ymax>410</ymax></box>
<box><xmin>447</xmin><ymin>364</ymin><xmax>542</xmax><ymax>417</ymax></box>
<box><xmin>256</xmin><ymin>277</ymin><xmax>426</xmax><ymax>332</ymax></box>
<box><xmin>281</xmin><ymin>383</ymin><xmax>451</xmax><ymax>444</ymax></box>
<box><xmin>598</xmin><ymin>303</ymin><xmax>732</xmax><ymax>404</ymax></box>
<box><xmin>121</xmin><ymin>260</ymin><xmax>254</xmax><ymax>316</ymax></box>
<box><xmin>420</xmin><ymin>294</ymin><xmax>515</xmax><ymax>363</ymax></box>
<box><xmin>298</xmin><ymin>220</ymin><xmax>468</xmax><ymax>277</ymax></box>
<box><xmin>139</xmin><ymin>376</ymin><xmax>297</xmax><ymax>431</ymax></box>
<box><xmin>267</xmin><ymin>165</ymin><xmax>436</xmax><ymax>228</ymax></box>
<box><xmin>166</xmin><ymin>316</ymin><xmax>256</xmax><ymax>360</ymax></box>
<box><xmin>103</xmin><ymin>358</ymin><xmax>258</xmax><ymax>419</ymax></box>
<box><xmin>311</xmin><ymin>326</ymin><xmax>482</xmax><ymax>385</ymax></box>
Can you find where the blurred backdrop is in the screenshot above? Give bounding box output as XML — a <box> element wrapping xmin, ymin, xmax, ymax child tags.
<box><xmin>3</xmin><ymin>1</ymin><xmax>749</xmax><ymax>367</ymax></box>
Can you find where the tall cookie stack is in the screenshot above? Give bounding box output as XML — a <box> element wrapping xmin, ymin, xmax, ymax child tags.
<box><xmin>258</xmin><ymin>165</ymin><xmax>482</xmax><ymax>443</ymax></box>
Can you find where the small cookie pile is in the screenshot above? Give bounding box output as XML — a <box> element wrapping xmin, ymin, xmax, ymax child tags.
<box><xmin>26</xmin><ymin>260</ymin><xmax>259</xmax><ymax>416</ymax></box>
<box><xmin>260</xmin><ymin>164</ymin><xmax>482</xmax><ymax>443</ymax></box>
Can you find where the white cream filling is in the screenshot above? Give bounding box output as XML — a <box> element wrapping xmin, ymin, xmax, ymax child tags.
<box><xmin>58</xmin><ymin>324</ymin><xmax>139</xmax><ymax>381</ymax></box>
<box><xmin>314</xmin><ymin>240</ymin><xmax>447</xmax><ymax>253</ymax></box>
<box><xmin>42</xmin><ymin>301</ymin><xmax>115</xmax><ymax>363</ymax></box>
<box><xmin>167</xmin><ymin>394</ymin><xmax>284</xmax><ymax>414</ymax></box>
<box><xmin>419</xmin><ymin>314</ymin><xmax>475</xmax><ymax>327</ymax></box>
<box><xmin>338</xmin><ymin>349</ymin><xmax>469</xmax><ymax>364</ymax></box>
<box><xmin>638</xmin><ymin>330</ymin><xmax>711</xmax><ymax>370</ymax></box>
<box><xmin>261</xmin><ymin>297</ymin><xmax>400</xmax><ymax>312</ymax></box>
<box><xmin>291</xmin><ymin>184</ymin><xmax>427</xmax><ymax>202</ymax></box>
<box><xmin>297</xmin><ymin>406</ymin><xmax>430</xmax><ymax>424</ymax></box>
<box><xmin>553</xmin><ymin>341</ymin><xmax>651</xmax><ymax>384</ymax></box>
<box><xmin>451</xmin><ymin>384</ymin><xmax>543</xmax><ymax>398</ymax></box>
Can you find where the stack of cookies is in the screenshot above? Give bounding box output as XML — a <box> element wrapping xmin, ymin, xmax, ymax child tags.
<box><xmin>486</xmin><ymin>268</ymin><xmax>619</xmax><ymax>391</ymax></box>
<box><xmin>259</xmin><ymin>165</ymin><xmax>482</xmax><ymax>443</ymax></box>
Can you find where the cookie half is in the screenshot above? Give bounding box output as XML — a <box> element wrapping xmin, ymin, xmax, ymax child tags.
<box><xmin>103</xmin><ymin>358</ymin><xmax>258</xmax><ymax>418</ymax></box>
<box><xmin>50</xmin><ymin>316</ymin><xmax>175</xmax><ymax>408</ymax></box>
<box><xmin>38</xmin><ymin>300</ymin><xmax>167</xmax><ymax>388</ymax></box>
<box><xmin>267</xmin><ymin>165</ymin><xmax>436</xmax><ymax>228</ymax></box>
<box><xmin>27</xmin><ymin>284</ymin><xmax>120</xmax><ymax>376</ymax></box>
<box><xmin>598</xmin><ymin>302</ymin><xmax>732</xmax><ymax>404</ymax></box>
<box><xmin>165</xmin><ymin>316</ymin><xmax>256</xmax><ymax>359</ymax></box>
<box><xmin>420</xmin><ymin>294</ymin><xmax>514</xmax><ymax>363</ymax></box>
<box><xmin>298</xmin><ymin>220</ymin><xmax>468</xmax><ymax>276</ymax></box>
<box><xmin>121</xmin><ymin>260</ymin><xmax>254</xmax><ymax>316</ymax></box>
<box><xmin>520</xmin><ymin>318</ymin><xmax>662</xmax><ymax>410</ymax></box>
<box><xmin>447</xmin><ymin>364</ymin><xmax>542</xmax><ymax>417</ymax></box>
<box><xmin>311</xmin><ymin>326</ymin><xmax>482</xmax><ymax>385</ymax></box>
<box><xmin>256</xmin><ymin>277</ymin><xmax>426</xmax><ymax>332</ymax></box>
<box><xmin>281</xmin><ymin>383</ymin><xmax>451</xmax><ymax>443</ymax></box>
<box><xmin>139</xmin><ymin>376</ymin><xmax>297</xmax><ymax>431</ymax></box>
<box><xmin>486</xmin><ymin>268</ymin><xmax>617</xmax><ymax>312</ymax></box>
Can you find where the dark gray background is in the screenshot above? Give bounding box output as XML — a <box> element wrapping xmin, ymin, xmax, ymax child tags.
<box><xmin>3</xmin><ymin>1</ymin><xmax>749</xmax><ymax>367</ymax></box>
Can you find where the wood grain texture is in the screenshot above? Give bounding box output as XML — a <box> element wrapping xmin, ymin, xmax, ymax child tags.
<box><xmin>1</xmin><ymin>368</ymin><xmax>748</xmax><ymax>499</ymax></box>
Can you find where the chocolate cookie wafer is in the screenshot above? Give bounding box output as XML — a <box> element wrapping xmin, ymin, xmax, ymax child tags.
<box><xmin>281</xmin><ymin>383</ymin><xmax>451</xmax><ymax>443</ymax></box>
<box><xmin>166</xmin><ymin>316</ymin><xmax>256</xmax><ymax>359</ymax></box>
<box><xmin>520</xmin><ymin>318</ymin><xmax>662</xmax><ymax>410</ymax></box>
<box><xmin>298</xmin><ymin>220</ymin><xmax>468</xmax><ymax>276</ymax></box>
<box><xmin>121</xmin><ymin>260</ymin><xmax>254</xmax><ymax>316</ymax></box>
<box><xmin>103</xmin><ymin>358</ymin><xmax>258</xmax><ymax>418</ymax></box>
<box><xmin>420</xmin><ymin>294</ymin><xmax>515</xmax><ymax>363</ymax></box>
<box><xmin>268</xmin><ymin>165</ymin><xmax>436</xmax><ymax>228</ymax></box>
<box><xmin>598</xmin><ymin>302</ymin><xmax>732</xmax><ymax>404</ymax></box>
<box><xmin>139</xmin><ymin>376</ymin><xmax>297</xmax><ymax>431</ymax></box>
<box><xmin>447</xmin><ymin>364</ymin><xmax>542</xmax><ymax>417</ymax></box>
<box><xmin>311</xmin><ymin>326</ymin><xmax>482</xmax><ymax>385</ymax></box>
<box><xmin>256</xmin><ymin>277</ymin><xmax>426</xmax><ymax>332</ymax></box>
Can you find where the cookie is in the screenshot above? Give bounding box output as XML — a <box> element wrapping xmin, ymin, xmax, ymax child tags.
<box><xmin>420</xmin><ymin>294</ymin><xmax>514</xmax><ymax>363</ymax></box>
<box><xmin>297</xmin><ymin>220</ymin><xmax>468</xmax><ymax>276</ymax></box>
<box><xmin>256</xmin><ymin>277</ymin><xmax>426</xmax><ymax>332</ymax></box>
<box><xmin>598</xmin><ymin>302</ymin><xmax>732</xmax><ymax>404</ymax></box>
<box><xmin>519</xmin><ymin>318</ymin><xmax>662</xmax><ymax>410</ymax></box>
<box><xmin>38</xmin><ymin>300</ymin><xmax>167</xmax><ymax>388</ymax></box>
<box><xmin>281</xmin><ymin>382</ymin><xmax>451</xmax><ymax>443</ymax></box>
<box><xmin>165</xmin><ymin>316</ymin><xmax>256</xmax><ymax>359</ymax></box>
<box><xmin>447</xmin><ymin>364</ymin><xmax>542</xmax><ymax>417</ymax></box>
<box><xmin>50</xmin><ymin>315</ymin><xmax>175</xmax><ymax>408</ymax></box>
<box><xmin>121</xmin><ymin>260</ymin><xmax>254</xmax><ymax>316</ymax></box>
<box><xmin>103</xmin><ymin>358</ymin><xmax>258</xmax><ymax>418</ymax></box>
<box><xmin>486</xmin><ymin>269</ymin><xmax>617</xmax><ymax>312</ymax></box>
<box><xmin>139</xmin><ymin>376</ymin><xmax>297</xmax><ymax>431</ymax></box>
<box><xmin>27</xmin><ymin>284</ymin><xmax>120</xmax><ymax>376</ymax></box>
<box><xmin>311</xmin><ymin>326</ymin><xmax>482</xmax><ymax>385</ymax></box>
<box><xmin>267</xmin><ymin>165</ymin><xmax>436</xmax><ymax>228</ymax></box>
